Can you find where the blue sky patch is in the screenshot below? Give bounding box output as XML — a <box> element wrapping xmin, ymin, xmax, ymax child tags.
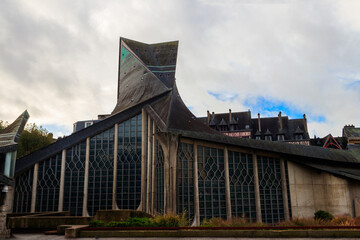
<box><xmin>243</xmin><ymin>96</ymin><xmax>326</xmax><ymax>123</ymax></box>
<box><xmin>208</xmin><ymin>91</ymin><xmax>238</xmax><ymax>102</ymax></box>
<box><xmin>43</xmin><ymin>124</ymin><xmax>71</xmax><ymax>137</ymax></box>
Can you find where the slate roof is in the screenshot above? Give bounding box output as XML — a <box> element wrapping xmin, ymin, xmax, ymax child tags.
<box><xmin>0</xmin><ymin>110</ymin><xmax>29</xmax><ymax>153</ymax></box>
<box><xmin>343</xmin><ymin>126</ymin><xmax>360</xmax><ymax>138</ymax></box>
<box><xmin>167</xmin><ymin>128</ymin><xmax>360</xmax><ymax>181</ymax></box>
<box><xmin>199</xmin><ymin>110</ymin><xmax>310</xmax><ymax>141</ymax></box>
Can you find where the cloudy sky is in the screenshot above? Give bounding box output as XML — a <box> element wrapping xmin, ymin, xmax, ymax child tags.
<box><xmin>1</xmin><ymin>0</ymin><xmax>359</xmax><ymax>138</ymax></box>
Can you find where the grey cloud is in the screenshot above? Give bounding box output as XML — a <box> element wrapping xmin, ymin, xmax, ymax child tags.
<box><xmin>0</xmin><ymin>0</ymin><xmax>359</xmax><ymax>137</ymax></box>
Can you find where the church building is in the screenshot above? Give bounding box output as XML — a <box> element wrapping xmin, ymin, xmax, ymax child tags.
<box><xmin>13</xmin><ymin>38</ymin><xmax>360</xmax><ymax>225</ymax></box>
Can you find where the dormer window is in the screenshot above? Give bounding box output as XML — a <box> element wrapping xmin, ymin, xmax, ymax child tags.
<box><xmin>295</xmin><ymin>134</ymin><xmax>303</xmax><ymax>140</ymax></box>
<box><xmin>277</xmin><ymin>134</ymin><xmax>285</xmax><ymax>141</ymax></box>
<box><xmin>256</xmin><ymin>135</ymin><xmax>261</xmax><ymax>140</ymax></box>
<box><xmin>85</xmin><ymin>121</ymin><xmax>93</xmax><ymax>128</ymax></box>
<box><xmin>265</xmin><ymin>135</ymin><xmax>272</xmax><ymax>141</ymax></box>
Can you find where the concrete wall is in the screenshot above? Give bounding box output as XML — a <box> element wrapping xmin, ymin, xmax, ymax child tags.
<box><xmin>0</xmin><ymin>186</ymin><xmax>14</xmax><ymax>237</ymax></box>
<box><xmin>288</xmin><ymin>161</ymin><xmax>353</xmax><ymax>218</ymax></box>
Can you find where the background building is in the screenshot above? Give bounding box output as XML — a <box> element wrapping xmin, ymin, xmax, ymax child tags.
<box><xmin>12</xmin><ymin>38</ymin><xmax>360</xmax><ymax>226</ymax></box>
<box><xmin>198</xmin><ymin>110</ymin><xmax>309</xmax><ymax>144</ymax></box>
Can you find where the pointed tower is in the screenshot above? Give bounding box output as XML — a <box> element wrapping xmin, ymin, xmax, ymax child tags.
<box><xmin>112</xmin><ymin>38</ymin><xmax>178</xmax><ymax>115</ymax></box>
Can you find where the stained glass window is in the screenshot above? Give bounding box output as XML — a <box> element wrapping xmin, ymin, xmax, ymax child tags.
<box><xmin>228</xmin><ymin>151</ymin><xmax>256</xmax><ymax>221</ymax></box>
<box><xmin>13</xmin><ymin>167</ymin><xmax>33</xmax><ymax>213</ymax></box>
<box><xmin>116</xmin><ymin>114</ymin><xmax>142</xmax><ymax>209</ymax></box>
<box><xmin>155</xmin><ymin>141</ymin><xmax>164</xmax><ymax>214</ymax></box>
<box><xmin>198</xmin><ymin>146</ymin><xmax>226</xmax><ymax>220</ymax></box>
<box><xmin>177</xmin><ymin>142</ymin><xmax>194</xmax><ymax>219</ymax></box>
<box><xmin>88</xmin><ymin>127</ymin><xmax>114</xmax><ymax>216</ymax></box>
<box><xmin>63</xmin><ymin>141</ymin><xmax>86</xmax><ymax>216</ymax></box>
<box><xmin>257</xmin><ymin>155</ymin><xmax>284</xmax><ymax>224</ymax></box>
<box><xmin>35</xmin><ymin>153</ymin><xmax>62</xmax><ymax>212</ymax></box>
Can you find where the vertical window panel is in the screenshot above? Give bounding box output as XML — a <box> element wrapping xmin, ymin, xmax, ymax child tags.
<box><xmin>257</xmin><ymin>156</ymin><xmax>284</xmax><ymax>224</ymax></box>
<box><xmin>63</xmin><ymin>141</ymin><xmax>86</xmax><ymax>216</ymax></box>
<box><xmin>155</xmin><ymin>141</ymin><xmax>164</xmax><ymax>214</ymax></box>
<box><xmin>198</xmin><ymin>146</ymin><xmax>226</xmax><ymax>220</ymax></box>
<box><xmin>13</xmin><ymin>167</ymin><xmax>33</xmax><ymax>213</ymax></box>
<box><xmin>177</xmin><ymin>142</ymin><xmax>194</xmax><ymax>220</ymax></box>
<box><xmin>36</xmin><ymin>153</ymin><xmax>62</xmax><ymax>212</ymax></box>
<box><xmin>228</xmin><ymin>151</ymin><xmax>256</xmax><ymax>221</ymax></box>
<box><xmin>88</xmin><ymin>127</ymin><xmax>114</xmax><ymax>216</ymax></box>
<box><xmin>116</xmin><ymin>114</ymin><xmax>142</xmax><ymax>209</ymax></box>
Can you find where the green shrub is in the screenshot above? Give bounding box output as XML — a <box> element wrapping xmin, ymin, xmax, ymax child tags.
<box><xmin>314</xmin><ymin>210</ymin><xmax>334</xmax><ymax>221</ymax></box>
<box><xmin>89</xmin><ymin>220</ymin><xmax>104</xmax><ymax>227</ymax></box>
<box><xmin>105</xmin><ymin>221</ymin><xmax>128</xmax><ymax>227</ymax></box>
<box><xmin>104</xmin><ymin>218</ymin><xmax>152</xmax><ymax>227</ymax></box>
<box><xmin>151</xmin><ymin>214</ymin><xmax>185</xmax><ymax>227</ymax></box>
<box><xmin>127</xmin><ymin>217</ymin><xmax>151</xmax><ymax>227</ymax></box>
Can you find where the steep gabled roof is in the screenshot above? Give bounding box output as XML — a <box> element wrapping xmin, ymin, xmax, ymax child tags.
<box><xmin>113</xmin><ymin>37</ymin><xmax>216</xmax><ymax>134</ymax></box>
<box><xmin>112</xmin><ymin>38</ymin><xmax>179</xmax><ymax>115</ymax></box>
<box><xmin>0</xmin><ymin>110</ymin><xmax>29</xmax><ymax>153</ymax></box>
<box><xmin>323</xmin><ymin>134</ymin><xmax>342</xmax><ymax>150</ymax></box>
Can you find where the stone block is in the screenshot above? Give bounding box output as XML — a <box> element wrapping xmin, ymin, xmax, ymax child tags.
<box><xmin>287</xmin><ymin>161</ymin><xmax>296</xmax><ymax>184</ymax></box>
<box><xmin>354</xmin><ymin>198</ymin><xmax>360</xmax><ymax>217</ymax></box>
<box><xmin>295</xmin><ymin>184</ymin><xmax>314</xmax><ymax>207</ymax></box>
<box><xmin>311</xmin><ymin>172</ymin><xmax>324</xmax><ymax>185</ymax></box>
<box><xmin>312</xmin><ymin>185</ymin><xmax>326</xmax><ymax>207</ymax></box>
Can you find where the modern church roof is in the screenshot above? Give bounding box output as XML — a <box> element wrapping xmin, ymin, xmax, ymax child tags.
<box><xmin>15</xmin><ymin>38</ymin><xmax>360</xmax><ymax>182</ymax></box>
<box><xmin>0</xmin><ymin>110</ymin><xmax>29</xmax><ymax>153</ymax></box>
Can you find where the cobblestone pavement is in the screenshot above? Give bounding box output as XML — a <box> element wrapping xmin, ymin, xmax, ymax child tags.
<box><xmin>4</xmin><ymin>235</ymin><xmax>360</xmax><ymax>240</ymax></box>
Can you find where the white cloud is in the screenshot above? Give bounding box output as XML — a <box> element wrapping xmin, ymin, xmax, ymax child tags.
<box><xmin>0</xmin><ymin>0</ymin><xmax>359</xmax><ymax>138</ymax></box>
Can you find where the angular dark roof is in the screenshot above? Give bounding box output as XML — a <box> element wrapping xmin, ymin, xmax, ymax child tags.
<box><xmin>322</xmin><ymin>134</ymin><xmax>342</xmax><ymax>149</ymax></box>
<box><xmin>343</xmin><ymin>126</ymin><xmax>360</xmax><ymax>138</ymax></box>
<box><xmin>0</xmin><ymin>110</ymin><xmax>29</xmax><ymax>152</ymax></box>
<box><xmin>112</xmin><ymin>38</ymin><xmax>179</xmax><ymax>115</ymax></box>
<box><xmin>167</xmin><ymin>128</ymin><xmax>360</xmax><ymax>181</ymax></box>
<box><xmin>113</xmin><ymin>37</ymin><xmax>216</xmax><ymax>134</ymax></box>
<box><xmin>198</xmin><ymin>111</ymin><xmax>251</xmax><ymax>129</ymax></box>
<box><xmin>15</xmin><ymin>37</ymin><xmax>217</xmax><ymax>175</ymax></box>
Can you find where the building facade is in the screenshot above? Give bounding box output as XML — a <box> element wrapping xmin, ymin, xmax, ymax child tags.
<box><xmin>13</xmin><ymin>38</ymin><xmax>360</xmax><ymax>225</ymax></box>
<box><xmin>198</xmin><ymin>110</ymin><xmax>310</xmax><ymax>144</ymax></box>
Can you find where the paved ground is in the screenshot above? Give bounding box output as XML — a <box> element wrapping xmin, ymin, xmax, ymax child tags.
<box><xmin>4</xmin><ymin>235</ymin><xmax>360</xmax><ymax>240</ymax></box>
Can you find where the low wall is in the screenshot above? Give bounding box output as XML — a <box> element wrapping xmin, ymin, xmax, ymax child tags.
<box><xmin>8</xmin><ymin>215</ymin><xmax>91</xmax><ymax>230</ymax></box>
<box><xmin>76</xmin><ymin>229</ymin><xmax>360</xmax><ymax>238</ymax></box>
<box><xmin>92</xmin><ymin>209</ymin><xmax>152</xmax><ymax>223</ymax></box>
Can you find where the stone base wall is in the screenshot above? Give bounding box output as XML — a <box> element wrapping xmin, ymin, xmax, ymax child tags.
<box><xmin>288</xmin><ymin>161</ymin><xmax>354</xmax><ymax>218</ymax></box>
<box><xmin>0</xmin><ymin>186</ymin><xmax>14</xmax><ymax>237</ymax></box>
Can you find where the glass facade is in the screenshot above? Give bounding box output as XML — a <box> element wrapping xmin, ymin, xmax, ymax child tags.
<box><xmin>177</xmin><ymin>142</ymin><xmax>194</xmax><ymax>219</ymax></box>
<box><xmin>88</xmin><ymin>127</ymin><xmax>114</xmax><ymax>216</ymax></box>
<box><xmin>13</xmin><ymin>167</ymin><xmax>33</xmax><ymax>213</ymax></box>
<box><xmin>36</xmin><ymin>153</ymin><xmax>62</xmax><ymax>212</ymax></box>
<box><xmin>63</xmin><ymin>141</ymin><xmax>86</xmax><ymax>216</ymax></box>
<box><xmin>228</xmin><ymin>151</ymin><xmax>256</xmax><ymax>221</ymax></box>
<box><xmin>12</xmin><ymin>114</ymin><xmax>291</xmax><ymax>222</ymax></box>
<box><xmin>257</xmin><ymin>155</ymin><xmax>284</xmax><ymax>224</ymax></box>
<box><xmin>198</xmin><ymin>146</ymin><xmax>226</xmax><ymax>220</ymax></box>
<box><xmin>116</xmin><ymin>114</ymin><xmax>142</xmax><ymax>210</ymax></box>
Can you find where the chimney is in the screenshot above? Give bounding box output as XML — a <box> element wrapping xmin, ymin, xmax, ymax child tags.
<box><xmin>207</xmin><ymin>110</ymin><xmax>210</xmax><ymax>125</ymax></box>
<box><xmin>278</xmin><ymin>111</ymin><xmax>283</xmax><ymax>130</ymax></box>
<box><xmin>258</xmin><ymin>113</ymin><xmax>261</xmax><ymax>132</ymax></box>
<box><xmin>212</xmin><ymin>112</ymin><xmax>215</xmax><ymax>120</ymax></box>
<box><xmin>229</xmin><ymin>109</ymin><xmax>232</xmax><ymax>122</ymax></box>
<box><xmin>303</xmin><ymin>114</ymin><xmax>308</xmax><ymax>133</ymax></box>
